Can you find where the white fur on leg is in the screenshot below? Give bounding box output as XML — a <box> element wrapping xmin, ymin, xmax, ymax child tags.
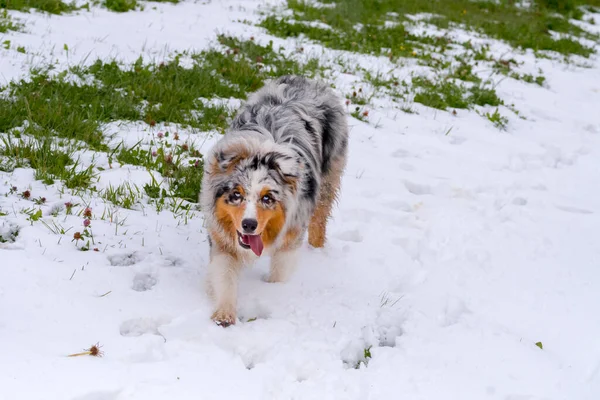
<box><xmin>207</xmin><ymin>253</ymin><xmax>241</xmax><ymax>326</ymax></box>
<box><xmin>267</xmin><ymin>247</ymin><xmax>299</xmax><ymax>283</ymax></box>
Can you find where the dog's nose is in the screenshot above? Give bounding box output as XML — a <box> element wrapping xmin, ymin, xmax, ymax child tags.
<box><xmin>242</xmin><ymin>218</ymin><xmax>258</xmax><ymax>233</ymax></box>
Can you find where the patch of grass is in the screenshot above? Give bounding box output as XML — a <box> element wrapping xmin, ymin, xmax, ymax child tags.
<box><xmin>469</xmin><ymin>86</ymin><xmax>503</xmax><ymax>107</ymax></box>
<box><xmin>0</xmin><ymin>136</ymin><xmax>96</xmax><ymax>188</ymax></box>
<box><xmin>350</xmin><ymin>106</ymin><xmax>369</xmax><ymax>122</ymax></box>
<box><xmin>262</xmin><ymin>0</ymin><xmax>599</xmax><ymax>57</ymax></box>
<box><xmin>362</xmin><ymin>70</ymin><xmax>410</xmax><ymax>102</ymax></box>
<box><xmin>412</xmin><ymin>76</ymin><xmax>505</xmax><ymax>112</ymax></box>
<box><xmin>451</xmin><ymin>61</ymin><xmax>480</xmax><ymax>83</ymax></box>
<box><xmin>260</xmin><ymin>16</ymin><xmax>424</xmax><ymax>60</ymax></box>
<box><xmin>412</xmin><ymin>77</ymin><xmax>470</xmax><ymax>110</ymax></box>
<box><xmin>513</xmin><ymin>72</ymin><xmax>547</xmax><ymax>86</ymax></box>
<box><xmin>346</xmin><ymin>87</ymin><xmax>370</xmax><ymax>105</ymax></box>
<box><xmin>116</xmin><ymin>141</ymin><xmax>203</xmax><ymax>203</ymax></box>
<box><xmin>216</xmin><ymin>35</ymin><xmax>323</xmax><ymax>78</ymax></box>
<box><xmin>0</xmin><ymin>222</ymin><xmax>20</xmax><ymax>243</ymax></box>
<box><xmin>0</xmin><ymin>9</ymin><xmax>20</xmax><ymax>33</ymax></box>
<box><xmin>535</xmin><ymin>0</ymin><xmax>600</xmax><ymax>19</ymax></box>
<box><xmin>102</xmin><ymin>0</ymin><xmax>136</xmax><ymax>12</ymax></box>
<box><xmin>354</xmin><ymin>346</ymin><xmax>373</xmax><ymax>369</ymax></box>
<box><xmin>101</xmin><ymin>182</ymin><xmax>143</xmax><ymax>209</ymax></box>
<box><xmin>491</xmin><ymin>58</ymin><xmax>547</xmax><ymax>86</ymax></box>
<box><xmin>1</xmin><ymin>0</ymin><xmax>77</xmax><ymax>14</ymax></box>
<box><xmin>0</xmin><ymin>35</ymin><xmax>323</xmax><ymax>200</ymax></box>
<box><xmin>485</xmin><ymin>108</ymin><xmax>509</xmax><ymax>130</ymax></box>
<box><xmin>0</xmin><ymin>36</ymin><xmax>322</xmax><ymax>153</ymax></box>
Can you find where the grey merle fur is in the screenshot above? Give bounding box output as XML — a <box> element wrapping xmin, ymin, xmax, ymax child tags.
<box><xmin>201</xmin><ymin>75</ymin><xmax>348</xmax><ymax>237</ymax></box>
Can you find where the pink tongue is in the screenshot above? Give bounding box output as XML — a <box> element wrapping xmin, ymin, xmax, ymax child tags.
<box><xmin>246</xmin><ymin>235</ymin><xmax>264</xmax><ymax>256</ymax></box>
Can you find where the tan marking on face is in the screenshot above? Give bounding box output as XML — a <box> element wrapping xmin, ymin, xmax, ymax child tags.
<box><xmin>214</xmin><ymin>185</ymin><xmax>246</xmax><ymax>239</ymax></box>
<box><xmin>216</xmin><ymin>185</ymin><xmax>287</xmax><ymax>251</ymax></box>
<box><xmin>259</xmin><ymin>187</ymin><xmax>271</xmax><ymax>199</ymax></box>
<box><xmin>257</xmin><ymin>188</ymin><xmax>286</xmax><ymax>248</ymax></box>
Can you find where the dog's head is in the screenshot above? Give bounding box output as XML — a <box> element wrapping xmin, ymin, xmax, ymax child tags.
<box><xmin>201</xmin><ymin>136</ymin><xmax>301</xmax><ymax>256</ymax></box>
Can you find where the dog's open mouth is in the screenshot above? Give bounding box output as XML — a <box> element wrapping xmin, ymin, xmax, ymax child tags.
<box><xmin>237</xmin><ymin>231</ymin><xmax>264</xmax><ymax>257</ymax></box>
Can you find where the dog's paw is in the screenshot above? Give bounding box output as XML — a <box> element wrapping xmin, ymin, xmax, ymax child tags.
<box><xmin>265</xmin><ymin>273</ymin><xmax>283</xmax><ymax>283</ymax></box>
<box><xmin>211</xmin><ymin>309</ymin><xmax>236</xmax><ymax>327</ymax></box>
<box><xmin>308</xmin><ymin>235</ymin><xmax>325</xmax><ymax>248</ymax></box>
<box><xmin>265</xmin><ymin>268</ymin><xmax>292</xmax><ymax>283</ymax></box>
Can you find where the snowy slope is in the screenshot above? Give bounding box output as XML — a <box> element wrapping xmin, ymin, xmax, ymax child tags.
<box><xmin>2</xmin><ymin>1</ymin><xmax>600</xmax><ymax>400</ymax></box>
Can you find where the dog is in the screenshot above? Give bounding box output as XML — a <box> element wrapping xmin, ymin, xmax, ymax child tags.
<box><xmin>199</xmin><ymin>75</ymin><xmax>349</xmax><ymax>326</ymax></box>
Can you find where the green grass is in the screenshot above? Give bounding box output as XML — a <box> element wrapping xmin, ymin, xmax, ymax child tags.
<box><xmin>485</xmin><ymin>108</ymin><xmax>509</xmax><ymax>130</ymax></box>
<box><xmin>0</xmin><ymin>222</ymin><xmax>19</xmax><ymax>243</ymax></box>
<box><xmin>468</xmin><ymin>86</ymin><xmax>503</xmax><ymax>107</ymax></box>
<box><xmin>115</xmin><ymin>141</ymin><xmax>203</xmax><ymax>203</ymax></box>
<box><xmin>261</xmin><ymin>0</ymin><xmax>600</xmax><ymax>58</ymax></box>
<box><xmin>100</xmin><ymin>182</ymin><xmax>143</xmax><ymax>209</ymax></box>
<box><xmin>0</xmin><ymin>36</ymin><xmax>322</xmax><ymax>152</ymax></box>
<box><xmin>450</xmin><ymin>61</ymin><xmax>481</xmax><ymax>83</ymax></box>
<box><xmin>1</xmin><ymin>0</ymin><xmax>181</xmax><ymax>15</ymax></box>
<box><xmin>0</xmin><ymin>9</ymin><xmax>20</xmax><ymax>32</ymax></box>
<box><xmin>1</xmin><ymin>0</ymin><xmax>77</xmax><ymax>14</ymax></box>
<box><xmin>346</xmin><ymin>87</ymin><xmax>371</xmax><ymax>105</ymax></box>
<box><xmin>0</xmin><ymin>136</ymin><xmax>96</xmax><ymax>188</ymax></box>
<box><xmin>102</xmin><ymin>0</ymin><xmax>137</xmax><ymax>12</ymax></box>
<box><xmin>537</xmin><ymin>0</ymin><xmax>600</xmax><ymax>18</ymax></box>
<box><xmin>350</xmin><ymin>106</ymin><xmax>369</xmax><ymax>122</ymax></box>
<box><xmin>261</xmin><ymin>16</ymin><xmax>424</xmax><ymax>60</ymax></box>
<box><xmin>412</xmin><ymin>77</ymin><xmax>470</xmax><ymax>110</ymax></box>
<box><xmin>411</xmin><ymin>77</ymin><xmax>503</xmax><ymax>111</ymax></box>
<box><xmin>0</xmin><ymin>36</ymin><xmax>323</xmax><ymax>203</ymax></box>
<box><xmin>258</xmin><ymin>0</ymin><xmax>576</xmax><ymax>123</ymax></box>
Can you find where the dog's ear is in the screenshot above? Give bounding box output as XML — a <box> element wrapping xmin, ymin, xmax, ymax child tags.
<box><xmin>269</xmin><ymin>153</ymin><xmax>302</xmax><ymax>193</ymax></box>
<box><xmin>211</xmin><ymin>141</ymin><xmax>251</xmax><ymax>174</ymax></box>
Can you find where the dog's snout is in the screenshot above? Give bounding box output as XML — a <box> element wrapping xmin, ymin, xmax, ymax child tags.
<box><xmin>242</xmin><ymin>218</ymin><xmax>258</xmax><ymax>233</ymax></box>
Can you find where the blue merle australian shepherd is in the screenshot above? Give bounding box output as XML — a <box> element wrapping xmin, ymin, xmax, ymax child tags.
<box><xmin>200</xmin><ymin>76</ymin><xmax>349</xmax><ymax>326</ymax></box>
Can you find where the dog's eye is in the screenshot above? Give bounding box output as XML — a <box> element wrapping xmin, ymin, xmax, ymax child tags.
<box><xmin>261</xmin><ymin>194</ymin><xmax>274</xmax><ymax>205</ymax></box>
<box><xmin>231</xmin><ymin>191</ymin><xmax>243</xmax><ymax>201</ymax></box>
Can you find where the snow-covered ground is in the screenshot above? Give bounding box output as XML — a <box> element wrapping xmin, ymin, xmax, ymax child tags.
<box><xmin>1</xmin><ymin>1</ymin><xmax>600</xmax><ymax>399</ymax></box>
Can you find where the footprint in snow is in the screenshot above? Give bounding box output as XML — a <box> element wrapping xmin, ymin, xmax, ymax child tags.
<box><xmin>439</xmin><ymin>297</ymin><xmax>471</xmax><ymax>327</ymax></box>
<box><xmin>163</xmin><ymin>255</ymin><xmax>184</xmax><ymax>267</ymax></box>
<box><xmin>71</xmin><ymin>391</ymin><xmax>121</xmax><ymax>400</ymax></box>
<box><xmin>448</xmin><ymin>136</ymin><xmax>467</xmax><ymax>145</ymax></box>
<box><xmin>238</xmin><ymin>305</ymin><xmax>271</xmax><ymax>324</ymax></box>
<box><xmin>398</xmin><ymin>162</ymin><xmax>416</xmax><ymax>171</ymax></box>
<box><xmin>381</xmin><ymin>200</ymin><xmax>413</xmax><ymax>212</ymax></box>
<box><xmin>340</xmin><ymin>300</ymin><xmax>406</xmax><ymax>368</ymax></box>
<box><xmin>107</xmin><ymin>252</ymin><xmax>145</xmax><ymax>267</ymax></box>
<box><xmin>131</xmin><ymin>272</ymin><xmax>157</xmax><ymax>292</ymax></box>
<box><xmin>391</xmin><ymin>148</ymin><xmax>412</xmax><ymax>158</ymax></box>
<box><xmin>404</xmin><ymin>180</ymin><xmax>433</xmax><ymax>196</ymax></box>
<box><xmin>512</xmin><ymin>197</ymin><xmax>528</xmax><ymax>206</ymax></box>
<box><xmin>335</xmin><ymin>229</ymin><xmax>363</xmax><ymax>243</ymax></box>
<box><xmin>120</xmin><ymin>317</ymin><xmax>169</xmax><ymax>337</ymax></box>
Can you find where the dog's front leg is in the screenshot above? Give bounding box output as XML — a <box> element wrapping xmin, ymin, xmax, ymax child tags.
<box><xmin>268</xmin><ymin>247</ymin><xmax>299</xmax><ymax>283</ymax></box>
<box><xmin>207</xmin><ymin>252</ymin><xmax>242</xmax><ymax>327</ymax></box>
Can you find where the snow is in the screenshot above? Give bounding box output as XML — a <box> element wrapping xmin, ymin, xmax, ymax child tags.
<box><xmin>2</xmin><ymin>1</ymin><xmax>600</xmax><ymax>400</ymax></box>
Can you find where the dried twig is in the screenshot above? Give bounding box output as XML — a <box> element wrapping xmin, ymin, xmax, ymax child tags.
<box><xmin>67</xmin><ymin>343</ymin><xmax>104</xmax><ymax>358</ymax></box>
